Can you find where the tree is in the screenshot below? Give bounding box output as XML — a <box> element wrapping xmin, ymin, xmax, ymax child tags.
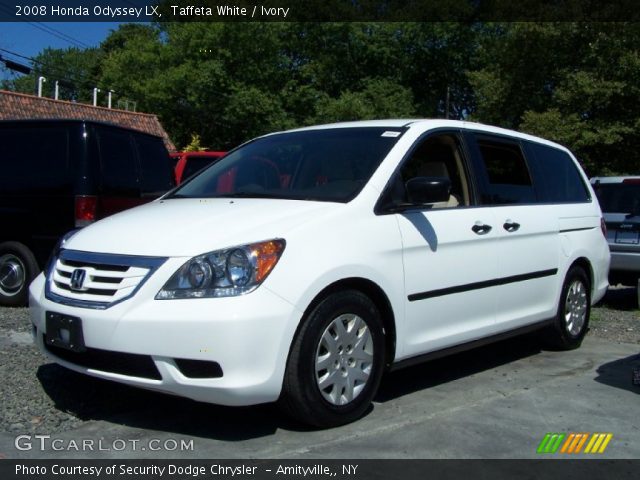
<box><xmin>312</xmin><ymin>78</ymin><xmax>416</xmax><ymax>123</ymax></box>
<box><xmin>469</xmin><ymin>23</ymin><xmax>640</xmax><ymax>174</ymax></box>
<box><xmin>5</xmin><ymin>21</ymin><xmax>638</xmax><ymax>174</ymax></box>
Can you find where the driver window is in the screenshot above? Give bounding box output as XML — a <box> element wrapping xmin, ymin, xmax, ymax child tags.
<box><xmin>399</xmin><ymin>134</ymin><xmax>470</xmax><ymax>208</ymax></box>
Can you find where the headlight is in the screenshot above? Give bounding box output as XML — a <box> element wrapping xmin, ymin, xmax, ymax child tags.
<box><xmin>156</xmin><ymin>239</ymin><xmax>286</xmax><ymax>299</ymax></box>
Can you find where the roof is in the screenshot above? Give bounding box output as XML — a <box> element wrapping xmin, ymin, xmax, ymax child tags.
<box><xmin>591</xmin><ymin>176</ymin><xmax>640</xmax><ymax>183</ymax></box>
<box><xmin>286</xmin><ymin>119</ymin><xmax>569</xmax><ymax>152</ymax></box>
<box><xmin>0</xmin><ymin>90</ymin><xmax>176</xmax><ymax>151</ymax></box>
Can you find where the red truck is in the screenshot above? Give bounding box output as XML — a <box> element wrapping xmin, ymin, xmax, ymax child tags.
<box><xmin>171</xmin><ymin>151</ymin><xmax>226</xmax><ymax>184</ymax></box>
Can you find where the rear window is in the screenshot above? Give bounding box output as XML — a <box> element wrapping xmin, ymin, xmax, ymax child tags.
<box><xmin>0</xmin><ymin>126</ymin><xmax>70</xmax><ymax>191</ymax></box>
<box><xmin>527</xmin><ymin>143</ymin><xmax>590</xmax><ymax>203</ymax></box>
<box><xmin>135</xmin><ymin>135</ymin><xmax>174</xmax><ymax>195</ymax></box>
<box><xmin>594</xmin><ymin>182</ymin><xmax>640</xmax><ymax>214</ymax></box>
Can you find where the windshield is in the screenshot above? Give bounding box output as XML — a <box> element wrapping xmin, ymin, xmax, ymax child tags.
<box><xmin>182</xmin><ymin>156</ymin><xmax>220</xmax><ymax>179</ymax></box>
<box><xmin>170</xmin><ymin>127</ymin><xmax>405</xmax><ymax>202</ymax></box>
<box><xmin>594</xmin><ymin>182</ymin><xmax>640</xmax><ymax>215</ymax></box>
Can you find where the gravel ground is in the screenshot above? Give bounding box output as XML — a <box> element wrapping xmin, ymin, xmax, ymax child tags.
<box><xmin>0</xmin><ymin>287</ymin><xmax>638</xmax><ymax>436</ymax></box>
<box><xmin>590</xmin><ymin>286</ymin><xmax>640</xmax><ymax>344</ymax></box>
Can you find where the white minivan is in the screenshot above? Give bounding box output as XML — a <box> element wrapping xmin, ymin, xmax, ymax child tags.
<box><xmin>29</xmin><ymin>120</ymin><xmax>610</xmax><ymax>427</ymax></box>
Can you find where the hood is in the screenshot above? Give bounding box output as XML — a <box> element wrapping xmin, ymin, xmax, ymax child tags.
<box><xmin>65</xmin><ymin>198</ymin><xmax>337</xmax><ymax>257</ymax></box>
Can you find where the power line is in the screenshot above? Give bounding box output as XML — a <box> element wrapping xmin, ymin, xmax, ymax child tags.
<box><xmin>0</xmin><ymin>48</ymin><xmax>36</xmax><ymax>64</ymax></box>
<box><xmin>0</xmin><ymin>47</ymin><xmax>94</xmax><ymax>86</ymax></box>
<box><xmin>0</xmin><ymin>47</ymin><xmax>113</xmax><ymax>96</ymax></box>
<box><xmin>0</xmin><ymin>47</ymin><xmax>99</xmax><ymax>86</ymax></box>
<box><xmin>26</xmin><ymin>22</ymin><xmax>91</xmax><ymax>49</ymax></box>
<box><xmin>0</xmin><ymin>54</ymin><xmax>32</xmax><ymax>75</ymax></box>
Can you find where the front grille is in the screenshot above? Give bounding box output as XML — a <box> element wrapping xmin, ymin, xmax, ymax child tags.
<box><xmin>46</xmin><ymin>250</ymin><xmax>166</xmax><ymax>309</ymax></box>
<box><xmin>62</xmin><ymin>259</ymin><xmax>129</xmax><ymax>271</ymax></box>
<box><xmin>44</xmin><ymin>335</ymin><xmax>162</xmax><ymax>380</ymax></box>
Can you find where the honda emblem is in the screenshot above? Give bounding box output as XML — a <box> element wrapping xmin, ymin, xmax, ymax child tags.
<box><xmin>69</xmin><ymin>269</ymin><xmax>88</xmax><ymax>291</ymax></box>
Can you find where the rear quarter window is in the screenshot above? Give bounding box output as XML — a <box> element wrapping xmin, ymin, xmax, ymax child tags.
<box><xmin>525</xmin><ymin>142</ymin><xmax>590</xmax><ymax>203</ymax></box>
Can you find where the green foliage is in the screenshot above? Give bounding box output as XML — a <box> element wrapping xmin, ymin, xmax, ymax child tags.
<box><xmin>470</xmin><ymin>22</ymin><xmax>640</xmax><ymax>175</ymax></box>
<box><xmin>313</xmin><ymin>78</ymin><xmax>416</xmax><ymax>123</ymax></box>
<box><xmin>183</xmin><ymin>134</ymin><xmax>207</xmax><ymax>152</ymax></box>
<box><xmin>3</xmin><ymin>21</ymin><xmax>639</xmax><ymax>174</ymax></box>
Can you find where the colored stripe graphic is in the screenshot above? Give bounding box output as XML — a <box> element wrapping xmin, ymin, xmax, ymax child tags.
<box><xmin>537</xmin><ymin>433</ymin><xmax>566</xmax><ymax>453</ymax></box>
<box><xmin>538</xmin><ymin>433</ymin><xmax>613</xmax><ymax>454</ymax></box>
<box><xmin>562</xmin><ymin>433</ymin><xmax>588</xmax><ymax>453</ymax></box>
<box><xmin>584</xmin><ymin>433</ymin><xmax>613</xmax><ymax>454</ymax></box>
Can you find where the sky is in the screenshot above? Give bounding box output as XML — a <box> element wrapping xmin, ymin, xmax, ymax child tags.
<box><xmin>0</xmin><ymin>22</ymin><xmax>128</xmax><ymax>82</ymax></box>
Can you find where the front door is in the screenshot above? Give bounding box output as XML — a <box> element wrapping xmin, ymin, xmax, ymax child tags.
<box><xmin>391</xmin><ymin>131</ymin><xmax>501</xmax><ymax>359</ymax></box>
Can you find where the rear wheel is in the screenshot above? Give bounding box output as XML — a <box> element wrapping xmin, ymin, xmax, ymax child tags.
<box><xmin>0</xmin><ymin>242</ymin><xmax>39</xmax><ymax>307</ymax></box>
<box><xmin>280</xmin><ymin>290</ymin><xmax>385</xmax><ymax>428</ymax></box>
<box><xmin>545</xmin><ymin>265</ymin><xmax>591</xmax><ymax>350</ymax></box>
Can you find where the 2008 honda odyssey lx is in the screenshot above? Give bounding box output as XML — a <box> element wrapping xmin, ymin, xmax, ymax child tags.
<box><xmin>29</xmin><ymin>120</ymin><xmax>610</xmax><ymax>427</ymax></box>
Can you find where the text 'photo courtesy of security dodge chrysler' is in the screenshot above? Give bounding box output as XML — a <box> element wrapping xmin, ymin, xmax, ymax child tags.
<box><xmin>29</xmin><ymin>120</ymin><xmax>610</xmax><ymax>428</ymax></box>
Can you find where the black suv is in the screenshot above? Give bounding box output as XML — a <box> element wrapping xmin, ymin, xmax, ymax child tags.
<box><xmin>592</xmin><ymin>176</ymin><xmax>640</xmax><ymax>286</ymax></box>
<box><xmin>0</xmin><ymin>119</ymin><xmax>175</xmax><ymax>306</ymax></box>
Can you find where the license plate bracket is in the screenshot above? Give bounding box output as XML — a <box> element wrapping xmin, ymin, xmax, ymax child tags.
<box><xmin>45</xmin><ymin>312</ymin><xmax>86</xmax><ymax>352</ymax></box>
<box><xmin>615</xmin><ymin>229</ymin><xmax>639</xmax><ymax>244</ymax></box>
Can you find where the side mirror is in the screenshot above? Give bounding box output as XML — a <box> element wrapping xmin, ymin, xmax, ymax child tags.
<box><xmin>406</xmin><ymin>176</ymin><xmax>451</xmax><ymax>205</ymax></box>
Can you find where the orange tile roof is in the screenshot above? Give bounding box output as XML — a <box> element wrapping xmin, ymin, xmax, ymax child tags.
<box><xmin>0</xmin><ymin>90</ymin><xmax>176</xmax><ymax>151</ymax></box>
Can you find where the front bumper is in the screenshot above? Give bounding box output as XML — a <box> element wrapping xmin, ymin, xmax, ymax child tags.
<box><xmin>29</xmin><ymin>272</ymin><xmax>302</xmax><ymax>406</ymax></box>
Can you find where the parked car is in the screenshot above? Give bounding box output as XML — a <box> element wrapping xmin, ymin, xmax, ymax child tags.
<box><xmin>29</xmin><ymin>120</ymin><xmax>610</xmax><ymax>427</ymax></box>
<box><xmin>591</xmin><ymin>176</ymin><xmax>640</xmax><ymax>286</ymax></box>
<box><xmin>0</xmin><ymin>119</ymin><xmax>175</xmax><ymax>306</ymax></box>
<box><xmin>171</xmin><ymin>151</ymin><xmax>226</xmax><ymax>184</ymax></box>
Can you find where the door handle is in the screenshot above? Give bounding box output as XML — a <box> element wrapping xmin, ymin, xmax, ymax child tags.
<box><xmin>503</xmin><ymin>219</ymin><xmax>521</xmax><ymax>232</ymax></box>
<box><xmin>472</xmin><ymin>222</ymin><xmax>492</xmax><ymax>235</ymax></box>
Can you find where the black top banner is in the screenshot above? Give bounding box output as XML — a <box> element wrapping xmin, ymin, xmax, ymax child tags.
<box><xmin>1</xmin><ymin>0</ymin><xmax>640</xmax><ymax>22</ymax></box>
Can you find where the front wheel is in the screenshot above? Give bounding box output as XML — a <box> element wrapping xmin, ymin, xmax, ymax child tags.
<box><xmin>280</xmin><ymin>290</ymin><xmax>385</xmax><ymax>428</ymax></box>
<box><xmin>545</xmin><ymin>265</ymin><xmax>591</xmax><ymax>350</ymax></box>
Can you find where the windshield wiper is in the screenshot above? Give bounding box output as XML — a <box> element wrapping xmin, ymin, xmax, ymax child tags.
<box><xmin>170</xmin><ymin>191</ymin><xmax>320</xmax><ymax>201</ymax></box>
<box><xmin>208</xmin><ymin>191</ymin><xmax>288</xmax><ymax>199</ymax></box>
<box><xmin>166</xmin><ymin>193</ymin><xmax>191</xmax><ymax>199</ymax></box>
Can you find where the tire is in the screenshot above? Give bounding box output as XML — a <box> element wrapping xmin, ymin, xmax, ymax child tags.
<box><xmin>0</xmin><ymin>242</ymin><xmax>40</xmax><ymax>307</ymax></box>
<box><xmin>280</xmin><ymin>290</ymin><xmax>385</xmax><ymax>428</ymax></box>
<box><xmin>545</xmin><ymin>265</ymin><xmax>591</xmax><ymax>350</ymax></box>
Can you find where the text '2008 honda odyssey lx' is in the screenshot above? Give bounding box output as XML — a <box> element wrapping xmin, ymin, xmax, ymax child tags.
<box><xmin>29</xmin><ymin>120</ymin><xmax>610</xmax><ymax>427</ymax></box>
